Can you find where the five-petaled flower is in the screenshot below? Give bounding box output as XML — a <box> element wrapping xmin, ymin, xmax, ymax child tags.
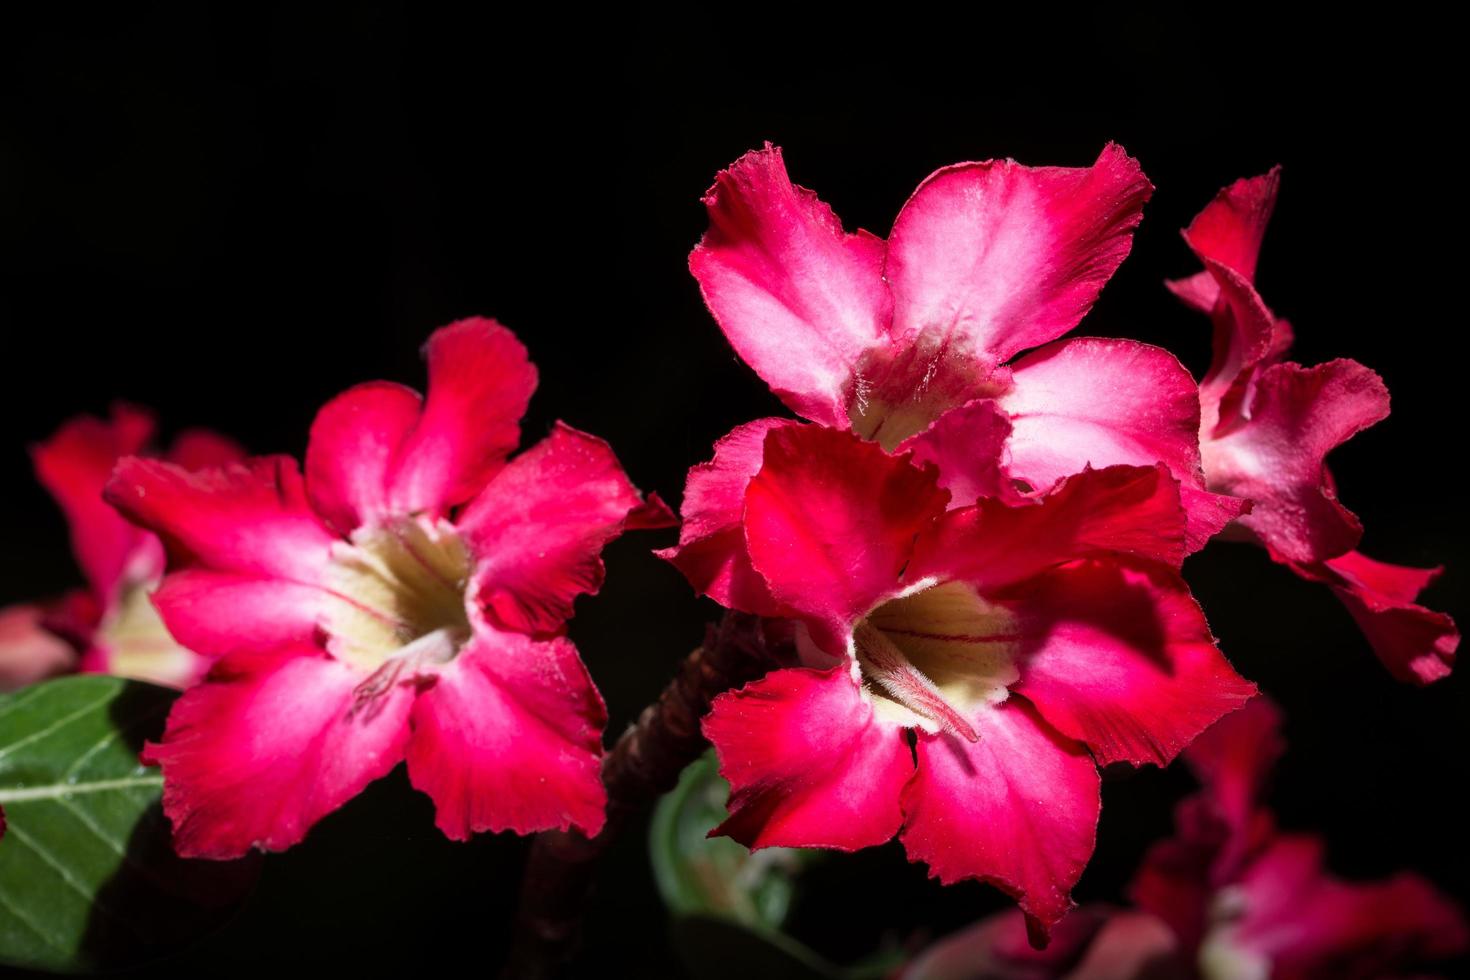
<box><xmin>1169</xmin><ymin>169</ymin><xmax>1458</xmax><ymax>684</ymax></box>
<box><xmin>104</xmin><ymin>317</ymin><xmax>671</xmax><ymax>858</ymax></box>
<box><xmin>0</xmin><ymin>405</ymin><xmax>243</xmax><ymax>691</ymax></box>
<box><xmin>665</xmin><ymin>142</ymin><xmax>1245</xmax><ymax>610</ymax></box>
<box><xmin>692</xmin><ymin>424</ymin><xmax>1256</xmax><ymax>940</ymax></box>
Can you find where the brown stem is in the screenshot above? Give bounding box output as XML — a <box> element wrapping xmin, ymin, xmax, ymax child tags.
<box><xmin>502</xmin><ymin>611</ymin><xmax>779</xmax><ymax>978</ymax></box>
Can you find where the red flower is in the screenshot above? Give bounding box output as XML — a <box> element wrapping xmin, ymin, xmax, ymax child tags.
<box><xmin>103</xmin><ymin>318</ymin><xmax>671</xmax><ymax>858</ymax></box>
<box><xmin>691</xmin><ymin>424</ymin><xmax>1254</xmax><ymax>939</ymax></box>
<box><xmin>900</xmin><ymin>701</ymin><xmax>1467</xmax><ymax>979</ymax></box>
<box><xmin>0</xmin><ymin>405</ymin><xmax>243</xmax><ymax>691</ymax></box>
<box><xmin>1130</xmin><ymin>699</ymin><xmax>1468</xmax><ymax>980</ymax></box>
<box><xmin>676</xmin><ymin>143</ymin><xmax>1243</xmax><ymax>558</ymax></box>
<box><xmin>1170</xmin><ymin>170</ymin><xmax>1458</xmax><ymax>683</ymax></box>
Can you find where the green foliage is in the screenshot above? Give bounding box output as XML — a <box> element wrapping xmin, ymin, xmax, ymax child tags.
<box><xmin>0</xmin><ymin>675</ymin><xmax>256</xmax><ymax>974</ymax></box>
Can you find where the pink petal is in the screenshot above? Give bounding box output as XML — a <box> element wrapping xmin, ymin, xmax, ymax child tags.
<box><xmin>703</xmin><ymin>665</ymin><xmax>912</xmax><ymax>851</ymax></box>
<box><xmin>886</xmin><ymin>144</ymin><xmax>1152</xmax><ymax>368</ymax></box>
<box><xmin>458</xmin><ymin>422</ymin><xmax>653</xmax><ymax>635</ymax></box>
<box><xmin>106</xmin><ymin>455</ymin><xmax>337</xmax><ymax>582</ymax></box>
<box><xmin>690</xmin><ymin>144</ymin><xmax>890</xmax><ymax>427</ymax></box>
<box><xmin>387</xmin><ymin>317</ymin><xmax>538</xmax><ymax>517</ymax></box>
<box><xmin>1001</xmin><ymin>337</ymin><xmax>1237</xmax><ymax>552</ymax></box>
<box><xmin>1174</xmin><ymin>168</ymin><xmax>1281</xmax><ymax>291</ymax></box>
<box><xmin>1293</xmin><ymin>551</ymin><xmax>1458</xmax><ymax>684</ymax></box>
<box><xmin>405</xmin><ymin>629</ymin><xmax>607</xmax><ymax>839</ymax></box>
<box><xmin>166</xmin><ymin>429</ymin><xmax>247</xmax><ymax>470</ymax></box>
<box><xmin>1183</xmin><ymin>697</ymin><xmax>1284</xmax><ymax>859</ymax></box>
<box><xmin>900</xmin><ymin>697</ymin><xmax>1101</xmax><ymax>940</ymax></box>
<box><xmin>908</xmin><ymin>465</ymin><xmax>1187</xmax><ymax>594</ymax></box>
<box><xmin>1204</xmin><ymin>359</ymin><xmax>1389</xmax><ymax>565</ymax></box>
<box><xmin>305</xmin><ymin>381</ymin><xmax>424</xmax><ymax>535</ymax></box>
<box><xmin>743</xmin><ymin>425</ymin><xmax>949</xmax><ymax>651</ymax></box>
<box><xmin>1226</xmin><ymin>835</ymin><xmax>1469</xmax><ymax>979</ymax></box>
<box><xmin>31</xmin><ymin>405</ymin><xmax>157</xmax><ymax>601</ymax></box>
<box><xmin>150</xmin><ymin>569</ymin><xmax>334</xmax><ymax>659</ymax></box>
<box><xmin>894</xmin><ymin>399</ymin><xmax>1016</xmax><ymax>508</ymax></box>
<box><xmin>142</xmin><ymin>646</ymin><xmax>413</xmax><ymax>858</ymax></box>
<box><xmin>0</xmin><ymin>603</ymin><xmax>77</xmax><ymax>692</ymax></box>
<box><xmin>899</xmin><ymin>906</ymin><xmax>1117</xmax><ymax>979</ymax></box>
<box><xmin>656</xmin><ymin>418</ymin><xmax>798</xmax><ymax>616</ymax></box>
<box><xmin>1012</xmin><ymin>560</ymin><xmax>1256</xmax><ymax>767</ymax></box>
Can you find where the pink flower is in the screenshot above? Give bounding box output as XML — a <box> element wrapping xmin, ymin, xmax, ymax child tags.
<box><xmin>671</xmin><ymin>142</ymin><xmax>1243</xmax><ymax>574</ymax></box>
<box><xmin>1169</xmin><ymin>170</ymin><xmax>1458</xmax><ymax>683</ymax></box>
<box><xmin>900</xmin><ymin>701</ymin><xmax>1467</xmax><ymax>979</ymax></box>
<box><xmin>103</xmin><ymin>318</ymin><xmax>672</xmax><ymax>858</ymax></box>
<box><xmin>0</xmin><ymin>405</ymin><xmax>244</xmax><ymax>691</ymax></box>
<box><xmin>1129</xmin><ymin>699</ymin><xmax>1468</xmax><ymax>980</ymax></box>
<box><xmin>692</xmin><ymin>423</ymin><xmax>1255</xmax><ymax>939</ymax></box>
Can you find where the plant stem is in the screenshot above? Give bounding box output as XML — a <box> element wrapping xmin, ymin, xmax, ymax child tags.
<box><xmin>502</xmin><ymin>611</ymin><xmax>778</xmax><ymax>978</ymax></box>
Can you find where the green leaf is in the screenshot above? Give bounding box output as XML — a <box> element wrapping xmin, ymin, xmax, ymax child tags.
<box><xmin>0</xmin><ymin>675</ymin><xmax>257</xmax><ymax>974</ymax></box>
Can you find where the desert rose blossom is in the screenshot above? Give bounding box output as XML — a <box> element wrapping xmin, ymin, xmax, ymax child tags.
<box><xmin>1129</xmin><ymin>698</ymin><xmax>1468</xmax><ymax>980</ymax></box>
<box><xmin>104</xmin><ymin>317</ymin><xmax>672</xmax><ymax>858</ymax></box>
<box><xmin>0</xmin><ymin>405</ymin><xmax>243</xmax><ymax>691</ymax></box>
<box><xmin>1169</xmin><ymin>169</ymin><xmax>1457</xmax><ymax>683</ymax></box>
<box><xmin>691</xmin><ymin>424</ymin><xmax>1255</xmax><ymax>940</ymax></box>
<box><xmin>678</xmin><ymin>142</ymin><xmax>1245</xmax><ymax>567</ymax></box>
<box><xmin>900</xmin><ymin>699</ymin><xmax>1467</xmax><ymax>979</ymax></box>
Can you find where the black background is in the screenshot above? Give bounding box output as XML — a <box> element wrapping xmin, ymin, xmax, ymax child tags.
<box><xmin>2</xmin><ymin>5</ymin><xmax>1464</xmax><ymax>977</ymax></box>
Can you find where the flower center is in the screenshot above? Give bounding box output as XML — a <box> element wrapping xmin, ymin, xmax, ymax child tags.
<box><xmin>845</xmin><ymin>333</ymin><xmax>1012</xmax><ymax>450</ymax></box>
<box><xmin>99</xmin><ymin>581</ymin><xmax>198</xmax><ymax>687</ymax></box>
<box><xmin>324</xmin><ymin>516</ymin><xmax>473</xmax><ymax>673</ymax></box>
<box><xmin>853</xmin><ymin>581</ymin><xmax>1020</xmax><ymax>739</ymax></box>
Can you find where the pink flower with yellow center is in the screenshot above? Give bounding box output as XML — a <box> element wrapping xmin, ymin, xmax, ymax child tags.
<box><xmin>687</xmin><ymin>423</ymin><xmax>1255</xmax><ymax>939</ymax></box>
<box><xmin>104</xmin><ymin>317</ymin><xmax>671</xmax><ymax>858</ymax></box>
<box><xmin>0</xmin><ymin>405</ymin><xmax>243</xmax><ymax>691</ymax></box>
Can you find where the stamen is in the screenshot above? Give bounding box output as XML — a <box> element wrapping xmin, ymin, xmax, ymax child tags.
<box><xmin>853</xmin><ymin>621</ymin><xmax>979</xmax><ymax>742</ymax></box>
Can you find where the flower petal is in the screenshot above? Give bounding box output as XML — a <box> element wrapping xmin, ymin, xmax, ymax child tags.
<box><xmin>1012</xmin><ymin>560</ymin><xmax>1257</xmax><ymax>768</ymax></box>
<box><xmin>105</xmin><ymin>456</ymin><xmax>337</xmax><ymax>582</ymax></box>
<box><xmin>166</xmin><ymin>429</ymin><xmax>247</xmax><ymax>470</ymax></box>
<box><xmin>908</xmin><ymin>465</ymin><xmax>1187</xmax><ymax>594</ymax></box>
<box><xmin>886</xmin><ymin>144</ymin><xmax>1152</xmax><ymax>367</ymax></box>
<box><xmin>1292</xmin><ymin>551</ymin><xmax>1458</xmax><ymax>684</ymax></box>
<box><xmin>31</xmin><ymin>405</ymin><xmax>157</xmax><ymax>601</ymax></box>
<box><xmin>458</xmin><ymin>422</ymin><xmax>652</xmax><ymax>635</ymax></box>
<box><xmin>387</xmin><ymin>317</ymin><xmax>538</xmax><ymax>517</ymax></box>
<box><xmin>305</xmin><ymin>381</ymin><xmax>424</xmax><ymax>535</ymax></box>
<box><xmin>0</xmin><ymin>603</ymin><xmax>77</xmax><ymax>692</ymax></box>
<box><xmin>405</xmin><ymin>629</ymin><xmax>607</xmax><ymax>839</ymax></box>
<box><xmin>900</xmin><ymin>698</ymin><xmax>1100</xmax><ymax>940</ymax></box>
<box><xmin>894</xmin><ymin>399</ymin><xmax>1016</xmax><ymax>508</ymax></box>
<box><xmin>690</xmin><ymin>144</ymin><xmax>890</xmax><ymax>428</ymax></box>
<box><xmin>1168</xmin><ymin>168</ymin><xmax>1281</xmax><ymax>300</ymax></box>
<box><xmin>150</xmin><ymin>569</ymin><xmax>334</xmax><ymax>659</ymax></box>
<box><xmin>1001</xmin><ymin>337</ymin><xmax>1237</xmax><ymax>552</ymax></box>
<box><xmin>704</xmin><ymin>665</ymin><xmax>912</xmax><ymax>851</ymax></box>
<box><xmin>1203</xmin><ymin>359</ymin><xmax>1389</xmax><ymax>565</ymax></box>
<box><xmin>142</xmin><ymin>646</ymin><xmax>413</xmax><ymax>858</ymax></box>
<box><xmin>743</xmin><ymin>425</ymin><xmax>949</xmax><ymax>651</ymax></box>
<box><xmin>1218</xmin><ymin>835</ymin><xmax>1469</xmax><ymax>979</ymax></box>
<box><xmin>656</xmin><ymin>418</ymin><xmax>797</xmax><ymax>616</ymax></box>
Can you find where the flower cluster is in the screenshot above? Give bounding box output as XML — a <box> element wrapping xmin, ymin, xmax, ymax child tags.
<box><xmin>660</xmin><ymin>146</ymin><xmax>1458</xmax><ymax>939</ymax></box>
<box><xmin>0</xmin><ymin>143</ymin><xmax>1457</xmax><ymax>974</ymax></box>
